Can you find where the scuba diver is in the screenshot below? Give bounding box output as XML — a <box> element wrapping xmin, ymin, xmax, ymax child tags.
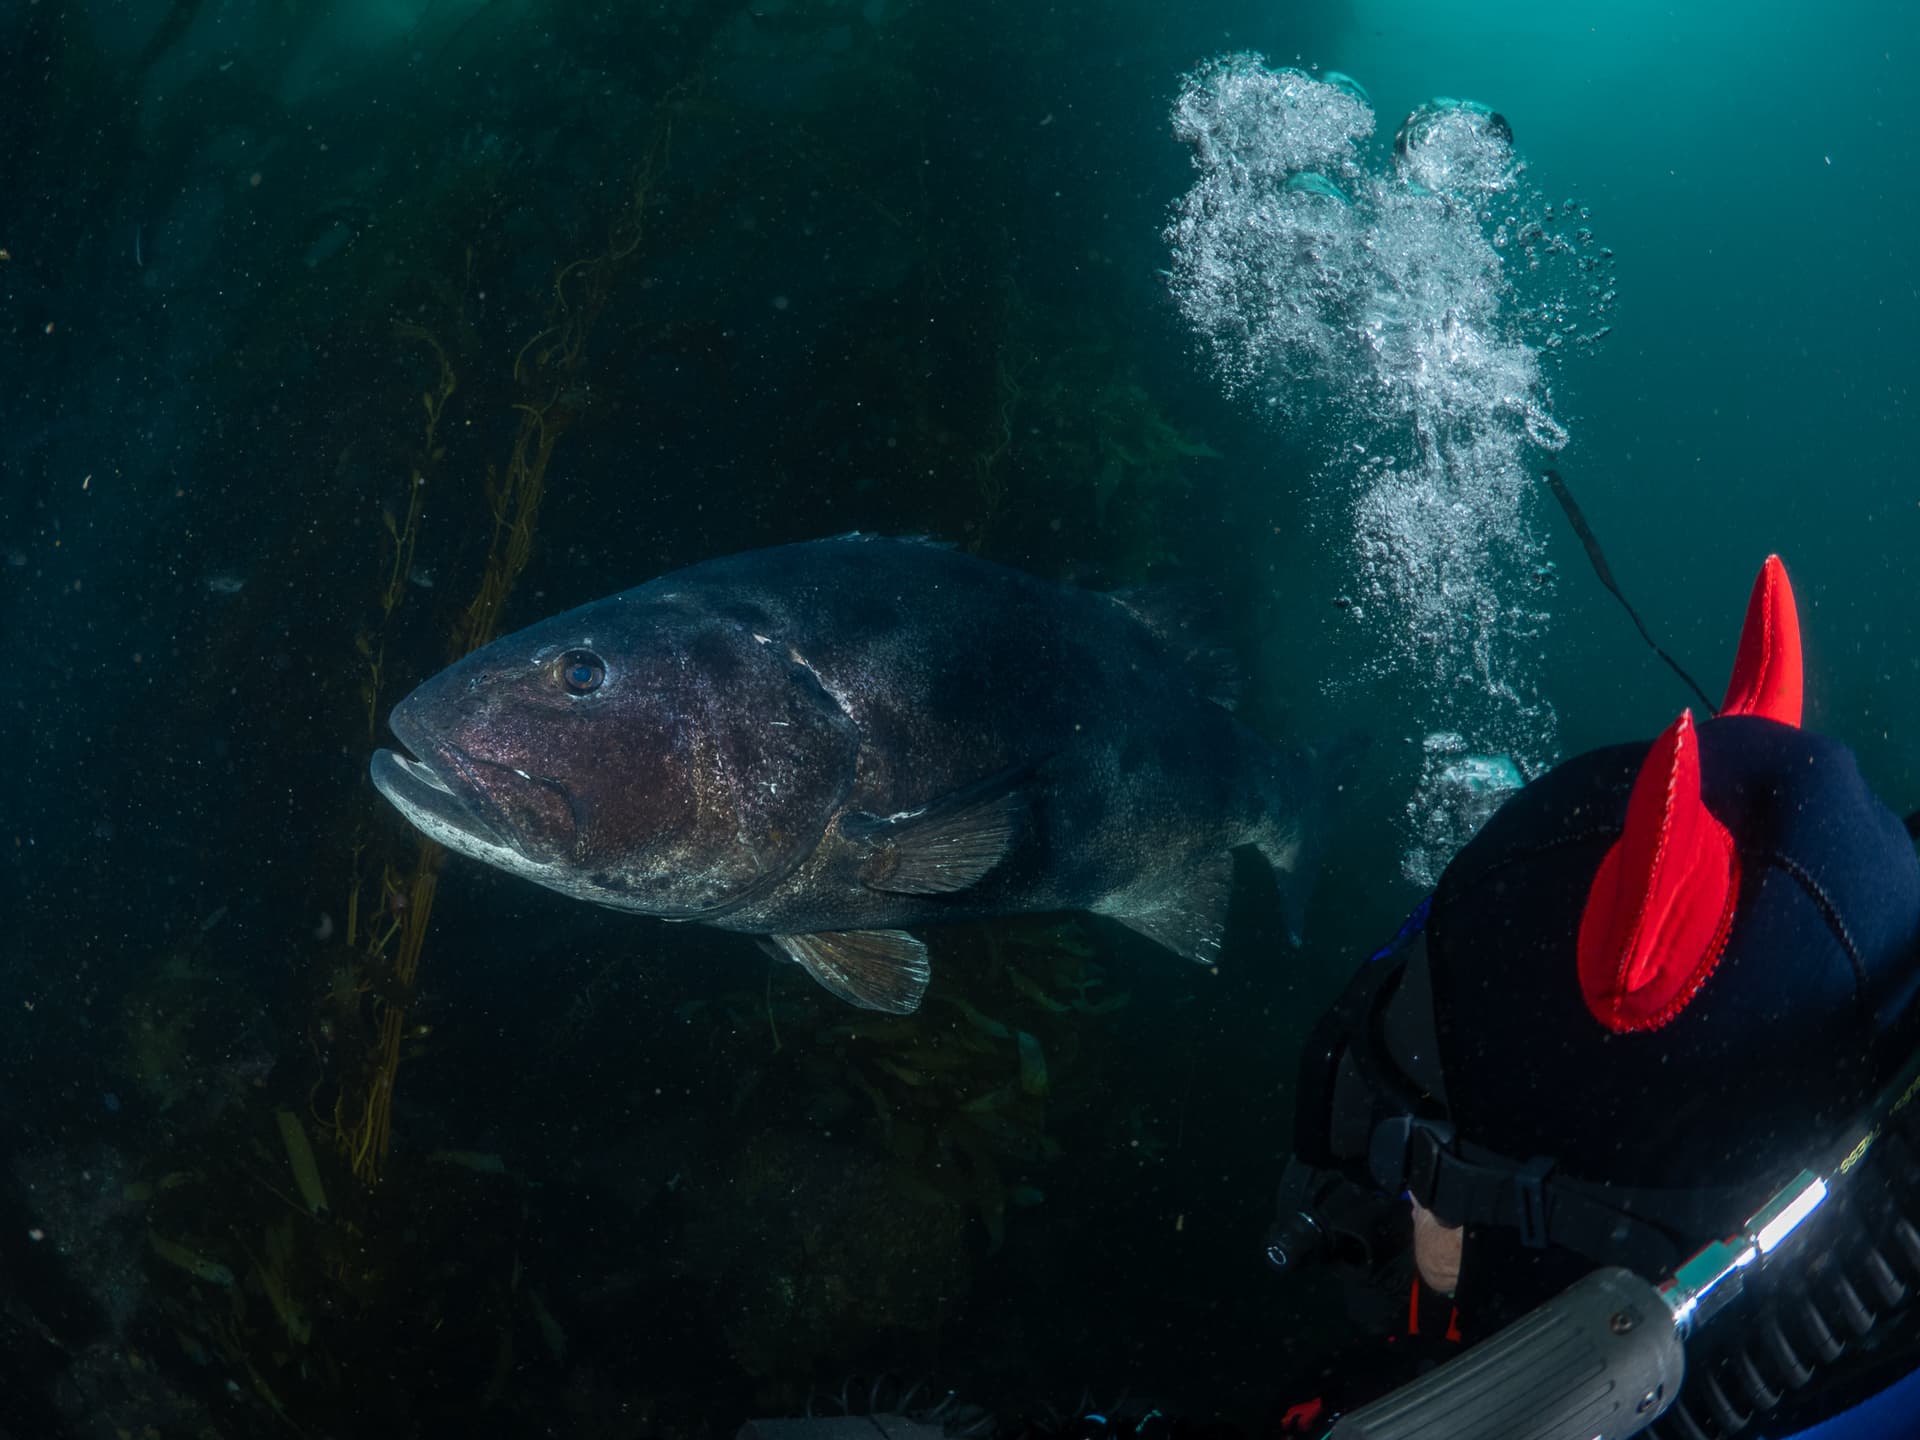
<box><xmin>734</xmin><ymin>553</ymin><xmax>1919</xmax><ymax>1440</ymax></box>
<box><xmin>1267</xmin><ymin>554</ymin><xmax>1920</xmax><ymax>1438</ymax></box>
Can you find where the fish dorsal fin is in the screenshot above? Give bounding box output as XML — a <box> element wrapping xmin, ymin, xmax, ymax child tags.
<box><xmin>1100</xmin><ymin>853</ymin><xmax>1235</xmax><ymax>966</ymax></box>
<box><xmin>1109</xmin><ymin>582</ymin><xmax>1243</xmax><ymax>710</ymax></box>
<box><xmin>770</xmin><ymin>929</ymin><xmax>931</xmax><ymax>1013</ymax></box>
<box><xmin>843</xmin><ymin>771</ymin><xmax>1027</xmax><ymax>895</ymax></box>
<box><xmin>826</xmin><ymin>531</ymin><xmax>955</xmax><ymax>550</ymax></box>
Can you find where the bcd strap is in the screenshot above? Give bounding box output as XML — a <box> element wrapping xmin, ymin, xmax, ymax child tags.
<box><xmin>1385</xmin><ymin>1117</ymin><xmax>1744</xmax><ymax>1279</ymax></box>
<box><xmin>1516</xmin><ymin>1155</ymin><xmax>1554</xmax><ymax>1249</ymax></box>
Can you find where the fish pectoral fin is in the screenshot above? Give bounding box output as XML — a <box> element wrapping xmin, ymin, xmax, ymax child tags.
<box><xmin>842</xmin><ymin>773</ymin><xmax>1027</xmax><ymax>896</ymax></box>
<box><xmin>771</xmin><ymin>929</ymin><xmax>932</xmax><ymax>1013</ymax></box>
<box><xmin>1102</xmin><ymin>853</ymin><xmax>1235</xmax><ymax>966</ymax></box>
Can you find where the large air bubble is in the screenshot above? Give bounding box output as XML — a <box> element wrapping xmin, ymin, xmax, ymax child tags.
<box><xmin>1166</xmin><ymin>56</ymin><xmax>1614</xmax><ymax>885</ymax></box>
<box><xmin>1393</xmin><ymin>98</ymin><xmax>1515</xmax><ymax>197</ymax></box>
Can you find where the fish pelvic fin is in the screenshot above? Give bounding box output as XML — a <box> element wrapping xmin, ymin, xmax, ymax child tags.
<box><xmin>1256</xmin><ymin>729</ymin><xmax>1368</xmax><ymax>947</ymax></box>
<box><xmin>1101</xmin><ymin>852</ymin><xmax>1234</xmax><ymax>965</ymax></box>
<box><xmin>844</xmin><ymin>769</ymin><xmax>1027</xmax><ymax>895</ymax></box>
<box><xmin>1256</xmin><ymin>820</ymin><xmax>1312</xmax><ymax>949</ymax></box>
<box><xmin>770</xmin><ymin>929</ymin><xmax>931</xmax><ymax>1013</ymax></box>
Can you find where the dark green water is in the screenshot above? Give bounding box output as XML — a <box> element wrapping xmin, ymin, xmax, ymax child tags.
<box><xmin>0</xmin><ymin>2</ymin><xmax>1914</xmax><ymax>1435</ymax></box>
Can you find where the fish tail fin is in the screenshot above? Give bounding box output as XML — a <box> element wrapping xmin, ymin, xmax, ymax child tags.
<box><xmin>1254</xmin><ymin>729</ymin><xmax>1369</xmax><ymax>946</ymax></box>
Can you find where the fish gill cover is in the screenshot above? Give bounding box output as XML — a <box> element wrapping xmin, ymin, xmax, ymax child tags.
<box><xmin>1165</xmin><ymin>55</ymin><xmax>1618</xmax><ymax>883</ymax></box>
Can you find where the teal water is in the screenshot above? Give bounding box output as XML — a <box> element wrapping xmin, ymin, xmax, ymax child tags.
<box><xmin>0</xmin><ymin>2</ymin><xmax>1915</xmax><ymax>1435</ymax></box>
<box><xmin>1331</xmin><ymin>2</ymin><xmax>1918</xmax><ymax>768</ymax></box>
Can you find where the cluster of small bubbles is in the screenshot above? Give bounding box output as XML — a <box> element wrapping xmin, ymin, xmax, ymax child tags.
<box><xmin>1500</xmin><ymin>198</ymin><xmax>1618</xmax><ymax>361</ymax></box>
<box><xmin>1166</xmin><ymin>55</ymin><xmax>1614</xmax><ymax>880</ymax></box>
<box><xmin>1164</xmin><ymin>58</ymin><xmax>1378</xmax><ymax>423</ymax></box>
<box><xmin>1168</xmin><ymin>56</ymin><xmax>1376</xmax><ymax>188</ymax></box>
<box><xmin>1402</xmin><ymin>734</ymin><xmax>1532</xmax><ymax>889</ymax></box>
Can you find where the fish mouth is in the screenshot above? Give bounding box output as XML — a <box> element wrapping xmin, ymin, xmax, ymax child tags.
<box><xmin>369</xmin><ymin>741</ymin><xmax>515</xmax><ymax>855</ymax></box>
<box><xmin>371</xmin><ymin>700</ymin><xmax>581</xmax><ymax>870</ymax></box>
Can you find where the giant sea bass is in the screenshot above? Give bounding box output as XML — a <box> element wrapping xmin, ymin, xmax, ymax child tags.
<box><xmin>370</xmin><ymin>536</ymin><xmax>1338</xmax><ymax>1012</ymax></box>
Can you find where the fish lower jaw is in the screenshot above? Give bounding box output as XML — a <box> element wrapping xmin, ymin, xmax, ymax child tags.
<box><xmin>379</xmin><ymin>784</ymin><xmax>571</xmax><ymax>890</ymax></box>
<box><xmin>371</xmin><ymin>746</ymin><xmax>561</xmax><ymax>887</ymax></box>
<box><xmin>392</xmin><ymin>752</ymin><xmax>456</xmax><ymax>797</ymax></box>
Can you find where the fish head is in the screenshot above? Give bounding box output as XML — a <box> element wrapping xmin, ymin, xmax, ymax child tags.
<box><xmin>370</xmin><ymin>590</ymin><xmax>860</xmax><ymax>917</ymax></box>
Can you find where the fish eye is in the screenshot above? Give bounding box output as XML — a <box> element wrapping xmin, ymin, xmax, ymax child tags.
<box><xmin>556</xmin><ymin>649</ymin><xmax>606</xmax><ymax>696</ymax></box>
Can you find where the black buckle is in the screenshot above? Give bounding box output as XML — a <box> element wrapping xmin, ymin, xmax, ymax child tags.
<box><xmin>1516</xmin><ymin>1155</ymin><xmax>1555</xmax><ymax>1249</ymax></box>
<box><xmin>1371</xmin><ymin>1115</ymin><xmax>1451</xmax><ymax>1207</ymax></box>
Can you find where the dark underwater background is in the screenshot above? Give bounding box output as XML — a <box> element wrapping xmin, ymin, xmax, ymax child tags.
<box><xmin>1</xmin><ymin>1</ymin><xmax>1915</xmax><ymax>1436</ymax></box>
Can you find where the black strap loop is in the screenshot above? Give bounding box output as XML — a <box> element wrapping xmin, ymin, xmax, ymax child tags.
<box><xmin>1516</xmin><ymin>1155</ymin><xmax>1555</xmax><ymax>1249</ymax></box>
<box><xmin>1371</xmin><ymin>1116</ymin><xmax>1698</xmax><ymax>1276</ymax></box>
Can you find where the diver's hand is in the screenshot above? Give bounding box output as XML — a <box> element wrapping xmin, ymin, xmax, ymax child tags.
<box><xmin>1410</xmin><ymin>1198</ymin><xmax>1462</xmax><ymax>1296</ymax></box>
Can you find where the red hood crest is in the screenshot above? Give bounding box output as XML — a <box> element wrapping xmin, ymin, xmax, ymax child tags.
<box><xmin>1576</xmin><ymin>556</ymin><xmax>1802</xmax><ymax>1032</ymax></box>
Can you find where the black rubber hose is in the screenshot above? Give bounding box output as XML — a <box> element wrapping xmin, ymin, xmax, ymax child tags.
<box><xmin>1859</xmin><ymin>1245</ymin><xmax>1905</xmax><ymax>1309</ymax></box>
<box><xmin>1540</xmin><ymin>470</ymin><xmax>1718</xmax><ymax>715</ymax></box>
<box><xmin>1660</xmin><ymin>1398</ymin><xmax>1713</xmax><ymax>1440</ymax></box>
<box><xmin>1729</xmin><ymin>1347</ymin><xmax>1782</xmax><ymax>1411</ymax></box>
<box><xmin>1761</xmin><ymin>1312</ymin><xmax>1815</xmax><ymax>1389</ymax></box>
<box><xmin>1789</xmin><ymin>1295</ymin><xmax>1844</xmax><ymax>1366</ymax></box>
<box><xmin>1826</xmin><ymin>1273</ymin><xmax>1875</xmax><ymax>1338</ymax></box>
<box><xmin>1894</xmin><ymin>1219</ymin><xmax>1920</xmax><ymax>1279</ymax></box>
<box><xmin>1701</xmin><ymin>1368</ymin><xmax>1752</xmax><ymax>1435</ymax></box>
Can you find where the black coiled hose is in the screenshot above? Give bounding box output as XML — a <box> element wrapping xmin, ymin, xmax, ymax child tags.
<box><xmin>1647</xmin><ymin>1128</ymin><xmax>1920</xmax><ymax>1439</ymax></box>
